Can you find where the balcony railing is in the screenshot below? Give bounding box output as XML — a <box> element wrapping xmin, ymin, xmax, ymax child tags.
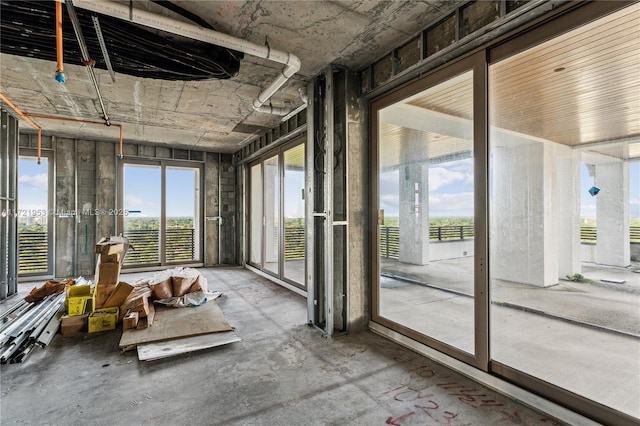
<box><xmin>284</xmin><ymin>227</ymin><xmax>305</xmax><ymax>260</ymax></box>
<box><xmin>18</xmin><ymin>231</ymin><xmax>48</xmax><ymax>274</ymax></box>
<box><xmin>16</xmin><ymin>224</ymin><xmax>639</xmax><ymax>271</ymax></box>
<box><xmin>380</xmin><ymin>225</ymin><xmax>640</xmax><ymax>259</ymax></box>
<box><xmin>123</xmin><ymin>228</ymin><xmax>195</xmax><ymax>265</ymax></box>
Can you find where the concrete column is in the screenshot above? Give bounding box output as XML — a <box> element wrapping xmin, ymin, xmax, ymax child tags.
<box><xmin>54</xmin><ymin>137</ymin><xmax>75</xmax><ymax>278</ymax></box>
<box><xmin>346</xmin><ymin>82</ymin><xmax>368</xmax><ymax>330</ymax></box>
<box><xmin>595</xmin><ymin>160</ymin><xmax>630</xmax><ymax>266</ymax></box>
<box><xmin>204</xmin><ymin>152</ymin><xmax>219</xmax><ymax>266</ymax></box>
<box><xmin>398</xmin><ymin>130</ymin><xmax>429</xmax><ymax>265</ymax></box>
<box><xmin>492</xmin><ymin>139</ymin><xmax>577</xmax><ymax>287</ymax></box>
<box><xmin>555</xmin><ymin>147</ymin><xmax>582</xmax><ymax>278</ymax></box>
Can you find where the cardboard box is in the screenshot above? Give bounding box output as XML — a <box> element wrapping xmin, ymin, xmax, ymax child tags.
<box><xmin>119</xmin><ymin>293</ymin><xmax>150</xmax><ymax>321</ymax></box>
<box><xmin>94</xmin><ymin>283</ymin><xmax>117</xmax><ymax>309</ymax></box>
<box><xmin>95</xmin><ymin>239</ymin><xmax>125</xmax><ymax>256</ymax></box>
<box><xmin>95</xmin><ymin>260</ymin><xmax>121</xmax><ymax>286</ymax></box>
<box><xmin>122</xmin><ymin>311</ymin><xmax>139</xmax><ymax>330</ymax></box>
<box><xmin>100</xmin><ymin>253</ymin><xmax>120</xmax><ymax>264</ymax></box>
<box><xmin>103</xmin><ymin>281</ymin><xmax>134</xmax><ymax>309</ymax></box>
<box><xmin>88</xmin><ymin>307</ymin><xmax>119</xmax><ymax>333</ymax></box>
<box><xmin>61</xmin><ymin>314</ymin><xmax>88</xmax><ymax>336</ymax></box>
<box><xmin>94</xmin><ymin>236</ymin><xmax>129</xmax><ymax>287</ymax></box>
<box><xmin>66</xmin><ymin>285</ymin><xmax>95</xmax><ymax>316</ymax></box>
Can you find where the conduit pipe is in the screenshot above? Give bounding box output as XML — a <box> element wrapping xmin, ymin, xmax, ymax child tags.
<box><xmin>65</xmin><ymin>0</ymin><xmax>111</xmax><ymax>126</ymax></box>
<box><xmin>0</xmin><ymin>93</ymin><xmax>42</xmax><ymax>164</ymax></box>
<box><xmin>26</xmin><ymin>113</ymin><xmax>124</xmax><ymax>159</ymax></box>
<box><xmin>55</xmin><ymin>1</ymin><xmax>66</xmax><ymax>83</ymax></box>
<box><xmin>71</xmin><ymin>0</ymin><xmax>302</xmax><ymax>115</ymax></box>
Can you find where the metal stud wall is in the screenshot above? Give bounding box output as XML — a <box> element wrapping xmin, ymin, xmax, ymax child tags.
<box><xmin>1</xmin><ymin>109</ymin><xmax>19</xmax><ymax>300</ymax></box>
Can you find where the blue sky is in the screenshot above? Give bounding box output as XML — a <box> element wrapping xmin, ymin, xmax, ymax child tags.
<box><xmin>17</xmin><ymin>157</ymin><xmax>48</xmax><ymax>212</ymax></box>
<box><xmin>123</xmin><ymin>165</ymin><xmax>197</xmax><ymax>218</ymax></box>
<box><xmin>379</xmin><ymin>158</ymin><xmax>640</xmax><ymax>219</ymax></box>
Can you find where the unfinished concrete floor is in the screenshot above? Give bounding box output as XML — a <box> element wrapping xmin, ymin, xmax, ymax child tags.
<box><xmin>2</xmin><ymin>267</ymin><xmax>571</xmax><ymax>425</ymax></box>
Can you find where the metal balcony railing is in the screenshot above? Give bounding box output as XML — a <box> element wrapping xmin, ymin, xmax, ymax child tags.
<box><xmin>123</xmin><ymin>228</ymin><xmax>195</xmax><ymax>265</ymax></box>
<box><xmin>18</xmin><ymin>231</ymin><xmax>48</xmax><ymax>274</ymax></box>
<box><xmin>380</xmin><ymin>225</ymin><xmax>640</xmax><ymax>259</ymax></box>
<box><xmin>16</xmin><ymin>224</ymin><xmax>640</xmax><ymax>270</ymax></box>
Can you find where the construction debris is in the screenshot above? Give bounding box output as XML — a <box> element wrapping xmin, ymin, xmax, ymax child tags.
<box><xmin>0</xmin><ymin>286</ymin><xmax>68</xmax><ymax>364</ymax></box>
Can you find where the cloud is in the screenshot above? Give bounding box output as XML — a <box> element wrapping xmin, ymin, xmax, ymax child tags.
<box><xmin>429</xmin><ymin>167</ymin><xmax>466</xmax><ymax>191</ymax></box>
<box><xmin>18</xmin><ymin>173</ymin><xmax>47</xmax><ymax>191</ymax></box>
<box><xmin>429</xmin><ymin>192</ymin><xmax>474</xmax><ymax>216</ymax></box>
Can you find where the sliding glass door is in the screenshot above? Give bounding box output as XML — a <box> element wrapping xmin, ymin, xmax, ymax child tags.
<box><xmin>17</xmin><ymin>150</ymin><xmax>53</xmax><ymax>277</ymax></box>
<box><xmin>120</xmin><ymin>160</ymin><xmax>202</xmax><ymax>267</ymax></box>
<box><xmin>373</xmin><ymin>60</ymin><xmax>477</xmax><ymax>362</ymax></box>
<box><xmin>248</xmin><ymin>138</ymin><xmax>306</xmax><ymax>289</ymax></box>
<box><xmin>371</xmin><ymin>2</ymin><xmax>639</xmax><ymax>423</ymax></box>
<box><xmin>488</xmin><ymin>4</ymin><xmax>640</xmax><ymax>420</ymax></box>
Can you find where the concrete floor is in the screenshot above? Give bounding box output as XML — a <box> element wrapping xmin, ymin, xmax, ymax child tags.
<box><xmin>1</xmin><ymin>267</ymin><xmax>569</xmax><ymax>425</ymax></box>
<box><xmin>380</xmin><ymin>257</ymin><xmax>640</xmax><ymax>419</ymax></box>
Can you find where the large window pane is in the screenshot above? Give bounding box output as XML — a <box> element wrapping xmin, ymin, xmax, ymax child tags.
<box><xmin>378</xmin><ymin>70</ymin><xmax>475</xmax><ymax>354</ymax></box>
<box><xmin>283</xmin><ymin>144</ymin><xmax>305</xmax><ymax>285</ymax></box>
<box><xmin>17</xmin><ymin>155</ymin><xmax>51</xmax><ymax>275</ymax></box>
<box><xmin>166</xmin><ymin>167</ymin><xmax>200</xmax><ymax>262</ymax></box>
<box><xmin>263</xmin><ymin>155</ymin><xmax>280</xmax><ymax>275</ymax></box>
<box><xmin>489</xmin><ymin>5</ymin><xmax>640</xmax><ymax>418</ymax></box>
<box><xmin>123</xmin><ymin>164</ymin><xmax>161</xmax><ymax>265</ymax></box>
<box><xmin>250</xmin><ymin>164</ymin><xmax>262</xmax><ymax>266</ymax></box>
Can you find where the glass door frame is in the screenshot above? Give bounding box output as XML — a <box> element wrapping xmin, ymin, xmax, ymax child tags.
<box><xmin>370</xmin><ymin>1</ymin><xmax>633</xmax><ymax>424</ymax></box>
<box><xmin>246</xmin><ymin>136</ymin><xmax>306</xmax><ymax>290</ymax></box>
<box><xmin>117</xmin><ymin>158</ymin><xmax>204</xmax><ymax>269</ymax></box>
<box><xmin>370</xmin><ymin>51</ymin><xmax>488</xmax><ymax>370</ymax></box>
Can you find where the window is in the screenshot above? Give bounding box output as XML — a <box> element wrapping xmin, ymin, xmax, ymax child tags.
<box><xmin>248</xmin><ymin>138</ymin><xmax>306</xmax><ymax>289</ymax></box>
<box><xmin>119</xmin><ymin>160</ymin><xmax>203</xmax><ymax>267</ymax></box>
<box><xmin>18</xmin><ymin>151</ymin><xmax>53</xmax><ymax>277</ymax></box>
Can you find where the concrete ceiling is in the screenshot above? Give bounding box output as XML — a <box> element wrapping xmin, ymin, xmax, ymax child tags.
<box><xmin>0</xmin><ymin>0</ymin><xmax>458</xmax><ymax>153</ymax></box>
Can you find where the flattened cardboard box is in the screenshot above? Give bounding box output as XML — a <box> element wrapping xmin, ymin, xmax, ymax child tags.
<box><xmin>95</xmin><ymin>260</ymin><xmax>121</xmax><ymax>286</ymax></box>
<box><xmin>102</xmin><ymin>281</ymin><xmax>134</xmax><ymax>309</ymax></box>
<box><xmin>94</xmin><ymin>283</ymin><xmax>117</xmax><ymax>309</ymax></box>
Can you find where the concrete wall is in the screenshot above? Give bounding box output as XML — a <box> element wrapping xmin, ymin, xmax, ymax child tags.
<box><xmin>19</xmin><ymin>133</ymin><xmax>235</xmax><ymax>279</ymax></box>
<box><xmin>429</xmin><ymin>240</ymin><xmax>474</xmax><ymax>262</ymax></box>
<box><xmin>346</xmin><ymin>71</ymin><xmax>370</xmax><ymax>331</ymax></box>
<box><xmin>205</xmin><ymin>152</ymin><xmax>237</xmax><ymax>266</ymax></box>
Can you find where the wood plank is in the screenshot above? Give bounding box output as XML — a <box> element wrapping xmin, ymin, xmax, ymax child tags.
<box><xmin>119</xmin><ymin>300</ymin><xmax>233</xmax><ymax>349</ymax></box>
<box><xmin>137</xmin><ymin>330</ymin><xmax>241</xmax><ymax>361</ymax></box>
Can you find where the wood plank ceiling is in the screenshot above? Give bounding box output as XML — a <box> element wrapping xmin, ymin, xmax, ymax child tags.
<box><xmin>380</xmin><ymin>3</ymin><xmax>640</xmax><ymax>168</ymax></box>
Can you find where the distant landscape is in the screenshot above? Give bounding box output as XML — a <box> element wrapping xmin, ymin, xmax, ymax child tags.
<box><xmin>17</xmin><ymin>216</ymin><xmax>640</xmax><ymax>232</ymax></box>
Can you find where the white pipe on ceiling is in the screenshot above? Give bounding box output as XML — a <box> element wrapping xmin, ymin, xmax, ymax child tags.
<box><xmin>71</xmin><ymin>0</ymin><xmax>301</xmax><ymax>115</ymax></box>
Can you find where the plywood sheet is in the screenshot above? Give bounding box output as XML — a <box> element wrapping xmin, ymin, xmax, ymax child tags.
<box><xmin>137</xmin><ymin>330</ymin><xmax>241</xmax><ymax>361</ymax></box>
<box><xmin>119</xmin><ymin>300</ymin><xmax>233</xmax><ymax>349</ymax></box>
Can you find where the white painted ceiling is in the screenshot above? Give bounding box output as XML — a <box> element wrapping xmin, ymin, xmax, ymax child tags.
<box><xmin>0</xmin><ymin>0</ymin><xmax>457</xmax><ymax>153</ymax></box>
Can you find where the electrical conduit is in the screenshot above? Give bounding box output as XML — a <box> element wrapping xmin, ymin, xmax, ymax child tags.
<box><xmin>71</xmin><ymin>0</ymin><xmax>302</xmax><ymax>115</ymax></box>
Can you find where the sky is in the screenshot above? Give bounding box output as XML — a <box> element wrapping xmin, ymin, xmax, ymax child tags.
<box><xmin>379</xmin><ymin>158</ymin><xmax>640</xmax><ymax>219</ymax></box>
<box><xmin>16</xmin><ymin>157</ymin><xmax>48</xmax><ymax>212</ymax></box>
<box><xmin>123</xmin><ymin>165</ymin><xmax>197</xmax><ymax>218</ymax></box>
